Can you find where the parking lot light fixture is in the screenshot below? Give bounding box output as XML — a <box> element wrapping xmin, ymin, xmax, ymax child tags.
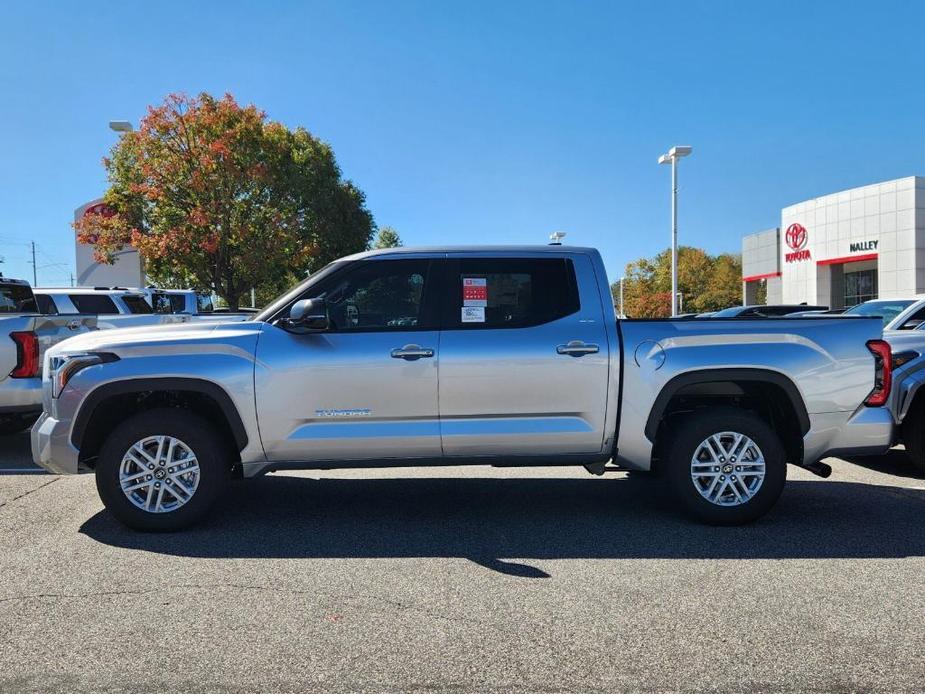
<box><xmin>109</xmin><ymin>120</ymin><xmax>134</xmax><ymax>133</ymax></box>
<box><xmin>619</xmin><ymin>276</ymin><xmax>625</xmax><ymax>317</ymax></box>
<box><xmin>658</xmin><ymin>145</ymin><xmax>693</xmax><ymax>317</ymax></box>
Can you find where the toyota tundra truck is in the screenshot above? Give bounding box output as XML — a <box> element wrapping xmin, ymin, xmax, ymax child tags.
<box><xmin>31</xmin><ymin>246</ymin><xmax>894</xmax><ymax>530</ymax></box>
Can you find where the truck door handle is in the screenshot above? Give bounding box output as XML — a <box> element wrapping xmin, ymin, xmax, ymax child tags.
<box><xmin>391</xmin><ymin>345</ymin><xmax>435</xmax><ymax>360</ymax></box>
<box><xmin>556</xmin><ymin>341</ymin><xmax>599</xmax><ymax>356</ymax></box>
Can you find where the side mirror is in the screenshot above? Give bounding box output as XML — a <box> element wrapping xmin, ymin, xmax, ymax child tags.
<box><xmin>287</xmin><ymin>298</ymin><xmax>329</xmax><ymax>331</ymax></box>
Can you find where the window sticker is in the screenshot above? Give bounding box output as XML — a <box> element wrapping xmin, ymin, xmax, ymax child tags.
<box><xmin>461</xmin><ymin>306</ymin><xmax>485</xmax><ymax>323</ymax></box>
<box><xmin>462</xmin><ymin>277</ymin><xmax>487</xmax><ymax>307</ymax></box>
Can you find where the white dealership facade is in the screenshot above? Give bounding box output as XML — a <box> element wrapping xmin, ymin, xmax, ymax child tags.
<box><xmin>742</xmin><ymin>176</ymin><xmax>925</xmax><ymax>309</ymax></box>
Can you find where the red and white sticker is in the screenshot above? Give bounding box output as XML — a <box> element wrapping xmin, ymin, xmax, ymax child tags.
<box><xmin>462</xmin><ymin>277</ymin><xmax>487</xmax><ymax>307</ymax></box>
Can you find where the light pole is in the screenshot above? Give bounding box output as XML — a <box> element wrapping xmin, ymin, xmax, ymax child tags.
<box><xmin>109</xmin><ymin>121</ymin><xmax>133</xmax><ymax>133</ymax></box>
<box><xmin>619</xmin><ymin>276</ymin><xmax>625</xmax><ymax>317</ymax></box>
<box><xmin>658</xmin><ymin>145</ymin><xmax>693</xmax><ymax>317</ymax></box>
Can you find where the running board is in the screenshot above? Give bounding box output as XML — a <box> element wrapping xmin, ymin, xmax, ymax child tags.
<box><xmin>583</xmin><ymin>461</ymin><xmax>628</xmax><ymax>476</ymax></box>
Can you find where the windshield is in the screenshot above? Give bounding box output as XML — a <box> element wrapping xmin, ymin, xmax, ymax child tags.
<box><xmin>711</xmin><ymin>306</ymin><xmax>744</xmax><ymax>317</ymax></box>
<box><xmin>842</xmin><ymin>300</ymin><xmax>916</xmax><ymax>326</ymax></box>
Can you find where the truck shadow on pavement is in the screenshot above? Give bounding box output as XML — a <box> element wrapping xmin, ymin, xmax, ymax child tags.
<box><xmin>80</xmin><ymin>474</ymin><xmax>925</xmax><ymax>578</ymax></box>
<box><xmin>842</xmin><ymin>449</ymin><xmax>925</xmax><ymax>481</ymax></box>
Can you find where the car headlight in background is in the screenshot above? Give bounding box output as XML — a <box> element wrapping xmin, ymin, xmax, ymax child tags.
<box><xmin>892</xmin><ymin>350</ymin><xmax>920</xmax><ymax>370</ymax></box>
<box><xmin>49</xmin><ymin>353</ymin><xmax>117</xmax><ymax>398</ymax></box>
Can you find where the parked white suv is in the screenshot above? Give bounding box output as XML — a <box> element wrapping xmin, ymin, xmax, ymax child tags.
<box><xmin>34</xmin><ymin>288</ymin><xmax>190</xmax><ymax>330</ymax></box>
<box><xmin>842</xmin><ymin>297</ymin><xmax>925</xmax><ymax>330</ymax></box>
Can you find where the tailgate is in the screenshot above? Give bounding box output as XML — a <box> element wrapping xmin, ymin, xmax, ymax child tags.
<box><xmin>0</xmin><ymin>316</ymin><xmax>29</xmax><ymax>382</ymax></box>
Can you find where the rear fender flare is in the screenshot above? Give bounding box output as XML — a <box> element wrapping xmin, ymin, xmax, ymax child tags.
<box><xmin>644</xmin><ymin>368</ymin><xmax>810</xmax><ymax>442</ymax></box>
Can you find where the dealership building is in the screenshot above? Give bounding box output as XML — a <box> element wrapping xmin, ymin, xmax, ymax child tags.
<box><xmin>742</xmin><ymin>176</ymin><xmax>925</xmax><ymax>309</ymax></box>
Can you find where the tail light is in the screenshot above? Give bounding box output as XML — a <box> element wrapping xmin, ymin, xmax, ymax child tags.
<box><xmin>9</xmin><ymin>331</ymin><xmax>39</xmax><ymax>378</ymax></box>
<box><xmin>864</xmin><ymin>339</ymin><xmax>892</xmax><ymax>407</ymax></box>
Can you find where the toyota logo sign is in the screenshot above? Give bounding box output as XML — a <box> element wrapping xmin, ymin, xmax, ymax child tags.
<box><xmin>784</xmin><ymin>223</ymin><xmax>811</xmax><ymax>263</ymax></box>
<box><xmin>785</xmin><ymin>223</ymin><xmax>807</xmax><ymax>251</ymax></box>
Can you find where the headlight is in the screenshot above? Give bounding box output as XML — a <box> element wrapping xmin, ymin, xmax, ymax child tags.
<box><xmin>49</xmin><ymin>353</ymin><xmax>117</xmax><ymax>398</ymax></box>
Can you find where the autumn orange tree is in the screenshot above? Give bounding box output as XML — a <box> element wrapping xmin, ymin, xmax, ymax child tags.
<box><xmin>76</xmin><ymin>93</ymin><xmax>374</xmax><ymax>309</ymax></box>
<box><xmin>612</xmin><ymin>247</ymin><xmax>742</xmax><ymax>318</ymax></box>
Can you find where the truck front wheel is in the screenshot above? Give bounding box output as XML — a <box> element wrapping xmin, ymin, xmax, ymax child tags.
<box><xmin>95</xmin><ymin>408</ymin><xmax>230</xmax><ymax>531</ymax></box>
<box><xmin>663</xmin><ymin>408</ymin><xmax>787</xmax><ymax>525</ymax></box>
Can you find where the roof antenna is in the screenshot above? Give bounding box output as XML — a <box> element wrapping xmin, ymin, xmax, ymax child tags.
<box><xmin>549</xmin><ymin>231</ymin><xmax>567</xmax><ymax>245</ymax></box>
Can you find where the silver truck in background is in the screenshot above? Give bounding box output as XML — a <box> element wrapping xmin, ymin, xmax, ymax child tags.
<box><xmin>882</xmin><ymin>330</ymin><xmax>925</xmax><ymax>473</ymax></box>
<box><xmin>1</xmin><ymin>277</ymin><xmax>96</xmax><ymax>435</ymax></box>
<box><xmin>34</xmin><ymin>287</ymin><xmax>190</xmax><ymax>330</ymax></box>
<box><xmin>32</xmin><ymin>246</ymin><xmax>894</xmax><ymax>530</ymax></box>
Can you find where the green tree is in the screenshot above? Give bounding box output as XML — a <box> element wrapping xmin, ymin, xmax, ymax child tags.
<box><xmin>372</xmin><ymin>226</ymin><xmax>402</xmax><ymax>249</ymax></box>
<box><xmin>611</xmin><ymin>247</ymin><xmax>743</xmax><ymax>317</ymax></box>
<box><xmin>75</xmin><ymin>92</ymin><xmax>374</xmax><ymax>309</ymax></box>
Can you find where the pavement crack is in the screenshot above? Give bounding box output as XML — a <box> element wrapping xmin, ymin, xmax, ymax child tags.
<box><xmin>0</xmin><ymin>477</ymin><xmax>59</xmax><ymax>510</ymax></box>
<box><xmin>0</xmin><ymin>582</ymin><xmax>519</xmax><ymax>635</ymax></box>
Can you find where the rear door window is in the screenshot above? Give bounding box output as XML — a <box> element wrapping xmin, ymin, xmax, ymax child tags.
<box><xmin>121</xmin><ymin>294</ymin><xmax>154</xmax><ymax>314</ymax></box>
<box><xmin>34</xmin><ymin>294</ymin><xmax>58</xmax><ymax>314</ymax></box>
<box><xmin>196</xmin><ymin>294</ymin><xmax>214</xmax><ymax>313</ymax></box>
<box><xmin>69</xmin><ymin>294</ymin><xmax>120</xmax><ymax>314</ymax></box>
<box><xmin>444</xmin><ymin>258</ymin><xmax>580</xmax><ymax>329</ymax></box>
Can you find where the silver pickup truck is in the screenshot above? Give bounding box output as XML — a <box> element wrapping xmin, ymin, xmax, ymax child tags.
<box><xmin>32</xmin><ymin>246</ymin><xmax>894</xmax><ymax>530</ymax></box>
<box><xmin>1</xmin><ymin>277</ymin><xmax>95</xmax><ymax>435</ymax></box>
<box><xmin>881</xmin><ymin>330</ymin><xmax>925</xmax><ymax>473</ymax></box>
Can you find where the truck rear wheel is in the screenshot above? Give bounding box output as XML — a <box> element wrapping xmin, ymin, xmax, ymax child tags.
<box><xmin>95</xmin><ymin>409</ymin><xmax>230</xmax><ymax>531</ymax></box>
<box><xmin>901</xmin><ymin>411</ymin><xmax>925</xmax><ymax>474</ymax></box>
<box><xmin>663</xmin><ymin>407</ymin><xmax>787</xmax><ymax>525</ymax></box>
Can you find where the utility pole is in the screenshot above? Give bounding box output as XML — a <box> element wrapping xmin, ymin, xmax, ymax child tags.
<box><xmin>31</xmin><ymin>241</ymin><xmax>37</xmax><ymax>286</ymax></box>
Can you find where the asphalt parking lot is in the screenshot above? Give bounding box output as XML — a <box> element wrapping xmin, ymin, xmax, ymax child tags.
<box><xmin>1</xmin><ymin>432</ymin><xmax>923</xmax><ymax>693</ymax></box>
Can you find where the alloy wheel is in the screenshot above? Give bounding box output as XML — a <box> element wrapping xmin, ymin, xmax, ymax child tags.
<box><xmin>118</xmin><ymin>435</ymin><xmax>200</xmax><ymax>513</ymax></box>
<box><xmin>690</xmin><ymin>431</ymin><xmax>766</xmax><ymax>507</ymax></box>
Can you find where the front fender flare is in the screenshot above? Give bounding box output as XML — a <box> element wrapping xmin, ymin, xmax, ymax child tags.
<box><xmin>71</xmin><ymin>377</ymin><xmax>249</xmax><ymax>452</ymax></box>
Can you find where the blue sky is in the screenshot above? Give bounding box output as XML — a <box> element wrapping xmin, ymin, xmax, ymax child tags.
<box><xmin>1</xmin><ymin>1</ymin><xmax>923</xmax><ymax>286</ymax></box>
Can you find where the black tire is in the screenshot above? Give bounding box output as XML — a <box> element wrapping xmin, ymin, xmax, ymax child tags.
<box><xmin>902</xmin><ymin>411</ymin><xmax>925</xmax><ymax>475</ymax></box>
<box><xmin>0</xmin><ymin>413</ymin><xmax>39</xmax><ymax>436</ymax></box>
<box><xmin>663</xmin><ymin>407</ymin><xmax>787</xmax><ymax>525</ymax></box>
<box><xmin>95</xmin><ymin>408</ymin><xmax>230</xmax><ymax>531</ymax></box>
